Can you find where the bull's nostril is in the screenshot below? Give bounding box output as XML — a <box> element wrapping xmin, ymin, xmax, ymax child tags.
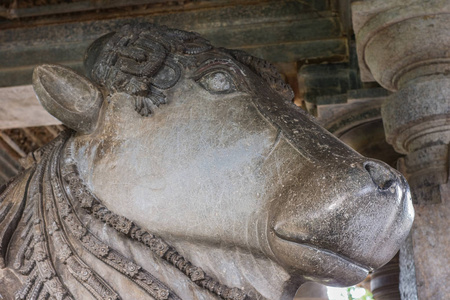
<box><xmin>380</xmin><ymin>179</ymin><xmax>395</xmax><ymax>190</ymax></box>
<box><xmin>364</xmin><ymin>161</ymin><xmax>397</xmax><ymax>191</ymax></box>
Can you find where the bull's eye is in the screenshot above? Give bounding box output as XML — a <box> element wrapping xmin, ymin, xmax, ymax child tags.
<box><xmin>199</xmin><ymin>71</ymin><xmax>236</xmax><ymax>94</ymax></box>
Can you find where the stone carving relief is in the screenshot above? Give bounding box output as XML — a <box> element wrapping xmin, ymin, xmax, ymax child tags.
<box><xmin>0</xmin><ymin>23</ymin><xmax>414</xmax><ymax>299</ymax></box>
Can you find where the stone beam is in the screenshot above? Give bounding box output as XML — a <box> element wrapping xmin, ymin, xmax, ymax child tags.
<box><xmin>0</xmin><ymin>1</ymin><xmax>347</xmax><ymax>88</ymax></box>
<box><xmin>316</xmin><ymin>88</ymin><xmax>387</xmax><ymax>137</ymax></box>
<box><xmin>0</xmin><ymin>0</ymin><xmax>173</xmax><ymax>19</ymax></box>
<box><xmin>353</xmin><ymin>1</ymin><xmax>450</xmax><ymax>299</ymax></box>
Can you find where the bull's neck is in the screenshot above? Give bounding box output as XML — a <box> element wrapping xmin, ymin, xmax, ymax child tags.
<box><xmin>68</xmin><ymin>135</ymin><xmax>302</xmax><ymax>300</ymax></box>
<box><xmin>63</xmin><ymin>136</ymin><xmax>253</xmax><ymax>299</ymax></box>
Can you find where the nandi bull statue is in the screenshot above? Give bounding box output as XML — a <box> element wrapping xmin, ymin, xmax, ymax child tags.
<box><xmin>0</xmin><ymin>23</ymin><xmax>413</xmax><ymax>300</ymax></box>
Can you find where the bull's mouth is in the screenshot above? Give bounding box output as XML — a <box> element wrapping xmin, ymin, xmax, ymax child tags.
<box><xmin>269</xmin><ymin>229</ymin><xmax>371</xmax><ymax>286</ymax></box>
<box><xmin>267</xmin><ymin>170</ymin><xmax>413</xmax><ymax>287</ymax></box>
<box><xmin>273</xmin><ymin>229</ymin><xmax>371</xmax><ymax>272</ymax></box>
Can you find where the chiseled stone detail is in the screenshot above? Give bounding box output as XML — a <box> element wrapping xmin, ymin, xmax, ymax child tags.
<box><xmin>10</xmin><ymin>135</ymin><xmax>73</xmax><ymax>300</ymax></box>
<box><xmin>1</xmin><ymin>23</ymin><xmax>414</xmax><ymax>299</ymax></box>
<box><xmin>53</xmin><ymin>140</ymin><xmax>178</xmax><ymax>300</ymax></box>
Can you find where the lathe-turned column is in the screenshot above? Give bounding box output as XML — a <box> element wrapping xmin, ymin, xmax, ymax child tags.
<box><xmin>352</xmin><ymin>1</ymin><xmax>450</xmax><ymax>299</ymax></box>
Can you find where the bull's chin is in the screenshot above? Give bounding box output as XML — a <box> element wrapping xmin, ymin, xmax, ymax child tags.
<box><xmin>268</xmin><ymin>233</ymin><xmax>370</xmax><ymax>287</ymax></box>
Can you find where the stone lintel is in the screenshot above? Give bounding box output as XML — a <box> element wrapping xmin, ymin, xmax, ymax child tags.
<box><xmin>316</xmin><ymin>88</ymin><xmax>387</xmax><ymax>136</ymax></box>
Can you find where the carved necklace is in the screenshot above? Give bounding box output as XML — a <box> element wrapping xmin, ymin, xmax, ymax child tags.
<box><xmin>59</xmin><ymin>134</ymin><xmax>248</xmax><ymax>300</ymax></box>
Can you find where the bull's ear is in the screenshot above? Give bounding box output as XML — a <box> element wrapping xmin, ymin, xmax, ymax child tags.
<box><xmin>32</xmin><ymin>64</ymin><xmax>103</xmax><ymax>134</ymax></box>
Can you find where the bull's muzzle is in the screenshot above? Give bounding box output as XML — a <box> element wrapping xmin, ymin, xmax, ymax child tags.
<box><xmin>267</xmin><ymin>159</ymin><xmax>414</xmax><ymax>286</ymax></box>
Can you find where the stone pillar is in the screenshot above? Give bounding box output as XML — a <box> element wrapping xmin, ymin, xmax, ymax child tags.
<box><xmin>352</xmin><ymin>1</ymin><xmax>450</xmax><ymax>299</ymax></box>
<box><xmin>370</xmin><ymin>254</ymin><xmax>401</xmax><ymax>300</ymax></box>
<box><xmin>295</xmin><ymin>282</ymin><xmax>328</xmax><ymax>300</ymax></box>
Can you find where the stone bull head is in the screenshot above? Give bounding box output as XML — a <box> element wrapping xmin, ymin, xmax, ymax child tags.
<box><xmin>27</xmin><ymin>24</ymin><xmax>413</xmax><ymax>299</ymax></box>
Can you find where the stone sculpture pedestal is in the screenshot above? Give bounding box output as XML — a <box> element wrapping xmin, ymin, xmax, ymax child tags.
<box><xmin>352</xmin><ymin>1</ymin><xmax>450</xmax><ymax>299</ymax></box>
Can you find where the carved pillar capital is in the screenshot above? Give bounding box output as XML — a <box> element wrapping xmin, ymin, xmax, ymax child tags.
<box><xmin>382</xmin><ymin>76</ymin><xmax>450</xmax><ymax>204</ymax></box>
<box><xmin>382</xmin><ymin>77</ymin><xmax>450</xmax><ymax>154</ymax></box>
<box><xmin>353</xmin><ymin>0</ymin><xmax>450</xmax><ymax>91</ymax></box>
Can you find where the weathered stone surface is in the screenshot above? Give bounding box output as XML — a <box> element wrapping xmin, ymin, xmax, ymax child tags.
<box><xmin>339</xmin><ymin>119</ymin><xmax>401</xmax><ymax>168</ymax></box>
<box><xmin>353</xmin><ymin>1</ymin><xmax>450</xmax><ymax>204</ymax></box>
<box><xmin>313</xmin><ymin>86</ymin><xmax>400</xmax><ymax>169</ymax></box>
<box><xmin>0</xmin><ymin>23</ymin><xmax>413</xmax><ymax>299</ymax></box>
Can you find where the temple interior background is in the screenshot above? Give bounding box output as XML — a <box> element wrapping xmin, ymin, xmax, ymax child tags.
<box><xmin>0</xmin><ymin>0</ymin><xmax>448</xmax><ymax>299</ymax></box>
